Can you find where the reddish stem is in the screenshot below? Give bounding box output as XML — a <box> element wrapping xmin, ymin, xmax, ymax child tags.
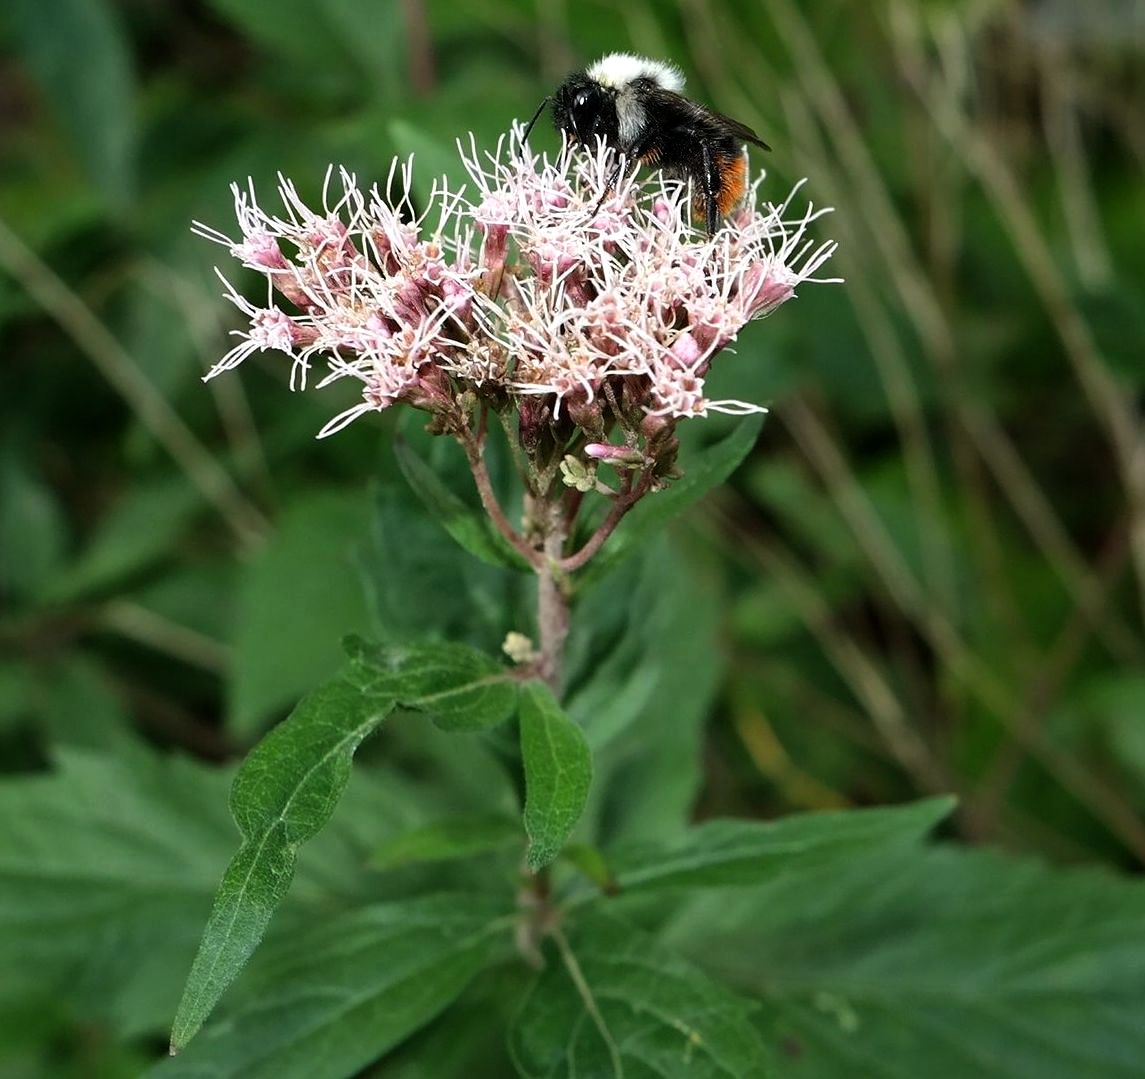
<box><xmin>459</xmin><ymin>429</ymin><xmax>543</xmax><ymax>570</ymax></box>
<box><xmin>558</xmin><ymin>470</ymin><xmax>651</xmax><ymax>574</ymax></box>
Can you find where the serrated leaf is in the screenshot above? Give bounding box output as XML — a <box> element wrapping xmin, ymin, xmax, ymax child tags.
<box><xmin>173</xmin><ymin>639</ymin><xmax>517</xmax><ymax>1050</ymax></box>
<box><xmin>579</xmin><ymin>415</ymin><xmax>763</xmax><ymax>588</ymax></box>
<box><xmin>609</xmin><ymin>796</ymin><xmax>954</xmax><ymax>892</ymax></box>
<box><xmin>520</xmin><ymin>682</ymin><xmax>592</xmax><ymax>871</ymax></box>
<box><xmin>0</xmin><ymin>744</ymin><xmax>440</xmax><ymax>1045</ymax></box>
<box><xmin>665</xmin><ymin>846</ymin><xmax>1145</xmax><ymax>1078</ymax></box>
<box><xmin>509</xmin><ymin>913</ymin><xmax>773</xmax><ymax>1078</ymax></box>
<box><xmin>0</xmin><ymin>749</ymin><xmax>235</xmax><ymax>1036</ymax></box>
<box><xmin>170</xmin><ymin>669</ymin><xmax>397</xmax><ymax>1052</ymax></box>
<box><xmin>370</xmin><ymin>815</ymin><xmax>521</xmax><ymax>870</ymax></box>
<box><xmin>8</xmin><ymin>0</ymin><xmax>135</xmax><ymax>206</ymax></box>
<box><xmin>347</xmin><ymin>636</ymin><xmax>519</xmax><ymax>731</ymax></box>
<box><xmin>394</xmin><ymin>433</ymin><xmax>530</xmax><ymax>572</ymax></box>
<box><xmin>155</xmin><ymin>896</ymin><xmax>508</xmax><ymax>1079</ymax></box>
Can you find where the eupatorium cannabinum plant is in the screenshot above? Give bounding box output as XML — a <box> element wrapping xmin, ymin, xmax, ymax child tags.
<box><xmin>156</xmin><ymin>129</ymin><xmax>957</xmax><ymax>1079</ymax></box>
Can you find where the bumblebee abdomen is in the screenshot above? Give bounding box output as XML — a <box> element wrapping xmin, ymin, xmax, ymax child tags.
<box><xmin>715</xmin><ymin>151</ymin><xmax>748</xmax><ymax>216</ymax></box>
<box><xmin>686</xmin><ymin>149</ymin><xmax>747</xmax><ymax>221</ymax></box>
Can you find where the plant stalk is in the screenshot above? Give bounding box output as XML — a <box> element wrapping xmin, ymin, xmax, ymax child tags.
<box><xmin>536</xmin><ymin>499</ymin><xmax>570</xmax><ymax>693</ymax></box>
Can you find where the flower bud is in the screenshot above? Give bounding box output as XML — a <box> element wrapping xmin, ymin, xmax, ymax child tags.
<box><xmin>559</xmin><ymin>455</ymin><xmax>596</xmax><ymax>492</ymax></box>
<box><xmin>566</xmin><ymin>391</ymin><xmax>604</xmax><ymax>436</ymax></box>
<box><xmin>407</xmin><ymin>364</ymin><xmax>454</xmax><ymax>412</ymax></box>
<box><xmin>667</xmin><ymin>331</ymin><xmax>703</xmax><ymax>370</ymax></box>
<box><xmin>585</xmin><ymin>442</ymin><xmax>644</xmax><ymax>466</ymax></box>
<box><xmin>518</xmin><ymin>397</ymin><xmax>550</xmax><ymax>454</ymax></box>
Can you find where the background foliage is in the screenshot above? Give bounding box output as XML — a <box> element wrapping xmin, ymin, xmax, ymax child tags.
<box><xmin>1</xmin><ymin>0</ymin><xmax>1143</xmax><ymax>1076</ymax></box>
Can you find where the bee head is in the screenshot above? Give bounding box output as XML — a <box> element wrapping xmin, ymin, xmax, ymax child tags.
<box><xmin>551</xmin><ymin>73</ymin><xmax>619</xmax><ymax>147</ymax></box>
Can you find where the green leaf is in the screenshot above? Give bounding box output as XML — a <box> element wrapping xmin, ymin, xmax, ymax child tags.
<box><xmin>560</xmin><ymin>843</ymin><xmax>618</xmax><ymax>894</ymax></box>
<box><xmin>664</xmin><ymin>846</ymin><xmax>1145</xmax><ymax>1078</ymax></box>
<box><xmin>520</xmin><ymin>682</ymin><xmax>592</xmax><ymax>871</ymax></box>
<box><xmin>155</xmin><ymin>896</ymin><xmax>508</xmax><ymax>1079</ymax></box>
<box><xmin>19</xmin><ymin>655</ymin><xmax>133</xmax><ymax>750</ymax></box>
<box><xmin>347</xmin><ymin>636</ymin><xmax>519</xmax><ymax>732</ymax></box>
<box><xmin>7</xmin><ymin>0</ymin><xmax>135</xmax><ymax>206</ymax></box>
<box><xmin>0</xmin><ymin>988</ymin><xmax>154</xmax><ymax>1079</ymax></box>
<box><xmin>380</xmin><ymin>965</ymin><xmax>530</xmax><ymax>1079</ymax></box>
<box><xmin>567</xmin><ymin>537</ymin><xmax>722</xmax><ymax>845</ymax></box>
<box><xmin>170</xmin><ymin>668</ymin><xmax>397</xmax><ymax>1052</ymax></box>
<box><xmin>509</xmin><ymin>914</ymin><xmax>773</xmax><ymax>1078</ymax></box>
<box><xmin>0</xmin><ymin>749</ymin><xmax>235</xmax><ymax>1036</ymax></box>
<box><xmin>364</xmin><ymin>482</ymin><xmax>515</xmax><ymax>645</ymax></box>
<box><xmin>370</xmin><ymin>815</ymin><xmax>521</xmax><ymax>870</ymax></box>
<box><xmin>127</xmin><ymin>559</ymin><xmax>237</xmax><ymax>644</ymax></box>
<box><xmin>579</xmin><ymin>415</ymin><xmax>763</xmax><ymax>589</ymax></box>
<box><xmin>229</xmin><ymin>490</ymin><xmax>373</xmax><ymax>736</ymax></box>
<box><xmin>203</xmin><ymin>0</ymin><xmax>405</xmax><ymax>106</ymax></box>
<box><xmin>324</xmin><ymin>0</ymin><xmax>405</xmax><ymax>99</ymax></box>
<box><xmin>608</xmin><ymin>797</ymin><xmax>954</xmax><ymax>892</ymax></box>
<box><xmin>394</xmin><ymin>433</ymin><xmax>530</xmax><ymax>572</ymax></box>
<box><xmin>0</xmin><ymin>744</ymin><xmax>439</xmax><ymax>1046</ymax></box>
<box><xmin>172</xmin><ymin>639</ymin><xmax>517</xmax><ymax>1050</ymax></box>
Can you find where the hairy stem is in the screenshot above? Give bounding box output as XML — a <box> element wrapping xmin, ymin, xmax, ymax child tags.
<box><xmin>514</xmin><ymin>492</ymin><xmax>571</xmax><ymax>964</ymax></box>
<box><xmin>536</xmin><ymin>499</ymin><xmax>570</xmax><ymax>692</ymax></box>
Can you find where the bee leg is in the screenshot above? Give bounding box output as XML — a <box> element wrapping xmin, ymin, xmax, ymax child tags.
<box><xmin>522</xmin><ymin>97</ymin><xmax>551</xmax><ymax>142</ymax></box>
<box><xmin>592</xmin><ymin>132</ymin><xmax>658</xmax><ymax>215</ymax></box>
<box><xmin>592</xmin><ymin>158</ymin><xmax>626</xmax><ymax>216</ymax></box>
<box><xmin>700</xmin><ymin>141</ymin><xmax>720</xmax><ymax>234</ymax></box>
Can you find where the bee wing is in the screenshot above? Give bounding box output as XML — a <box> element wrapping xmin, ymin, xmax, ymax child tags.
<box><xmin>652</xmin><ymin>89</ymin><xmax>771</xmax><ymax>151</ymax></box>
<box><xmin>706</xmin><ymin>107</ymin><xmax>771</xmax><ymax>151</ymax></box>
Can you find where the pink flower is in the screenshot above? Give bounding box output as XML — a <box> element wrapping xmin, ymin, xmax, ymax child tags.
<box><xmin>194</xmin><ymin>128</ymin><xmax>838</xmax><ymax>438</ymax></box>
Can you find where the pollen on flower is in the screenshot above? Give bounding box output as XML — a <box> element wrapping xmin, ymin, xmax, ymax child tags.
<box><xmin>194</xmin><ymin>126</ymin><xmax>838</xmax><ymax>444</ymax></box>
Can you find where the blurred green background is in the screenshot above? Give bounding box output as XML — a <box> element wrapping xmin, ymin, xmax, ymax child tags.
<box><xmin>1</xmin><ymin>0</ymin><xmax>1144</xmax><ymax>1070</ymax></box>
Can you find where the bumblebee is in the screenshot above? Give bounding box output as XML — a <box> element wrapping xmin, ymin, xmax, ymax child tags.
<box><xmin>524</xmin><ymin>52</ymin><xmax>770</xmax><ymax>234</ymax></box>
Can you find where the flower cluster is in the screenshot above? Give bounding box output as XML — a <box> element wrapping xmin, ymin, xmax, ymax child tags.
<box><xmin>194</xmin><ymin>128</ymin><xmax>837</xmax><ymax>461</ymax></box>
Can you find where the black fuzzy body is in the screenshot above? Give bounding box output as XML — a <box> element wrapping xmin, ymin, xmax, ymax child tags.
<box><xmin>545</xmin><ymin>72</ymin><xmax>768</xmax><ymax>233</ymax></box>
<box><xmin>550</xmin><ymin>73</ymin><xmax>620</xmax><ymax>146</ymax></box>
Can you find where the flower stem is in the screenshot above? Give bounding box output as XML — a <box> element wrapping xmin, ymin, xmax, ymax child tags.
<box><xmin>536</xmin><ymin>501</ymin><xmax>570</xmax><ymax>692</ymax></box>
<box><xmin>559</xmin><ymin>470</ymin><xmax>651</xmax><ymax>573</ymax></box>
<box><xmin>515</xmin><ymin>494</ymin><xmax>570</xmax><ymax>963</ymax></box>
<box><xmin>458</xmin><ymin>427</ymin><xmax>544</xmax><ymax>570</ymax></box>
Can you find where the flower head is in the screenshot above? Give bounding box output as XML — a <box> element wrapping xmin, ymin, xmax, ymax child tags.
<box><xmin>194</xmin><ymin>127</ymin><xmax>838</xmax><ymax>456</ymax></box>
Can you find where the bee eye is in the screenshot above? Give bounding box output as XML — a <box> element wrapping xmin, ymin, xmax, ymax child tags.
<box><xmin>575</xmin><ymin>92</ymin><xmax>588</xmax><ymax>107</ymax></box>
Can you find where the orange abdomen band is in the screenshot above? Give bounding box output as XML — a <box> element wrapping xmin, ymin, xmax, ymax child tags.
<box><xmin>716</xmin><ymin>152</ymin><xmax>748</xmax><ymax>217</ymax></box>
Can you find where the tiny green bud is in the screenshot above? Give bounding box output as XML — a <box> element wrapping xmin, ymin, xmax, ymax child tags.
<box><xmin>560</xmin><ymin>455</ymin><xmax>597</xmax><ymax>492</ymax></box>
